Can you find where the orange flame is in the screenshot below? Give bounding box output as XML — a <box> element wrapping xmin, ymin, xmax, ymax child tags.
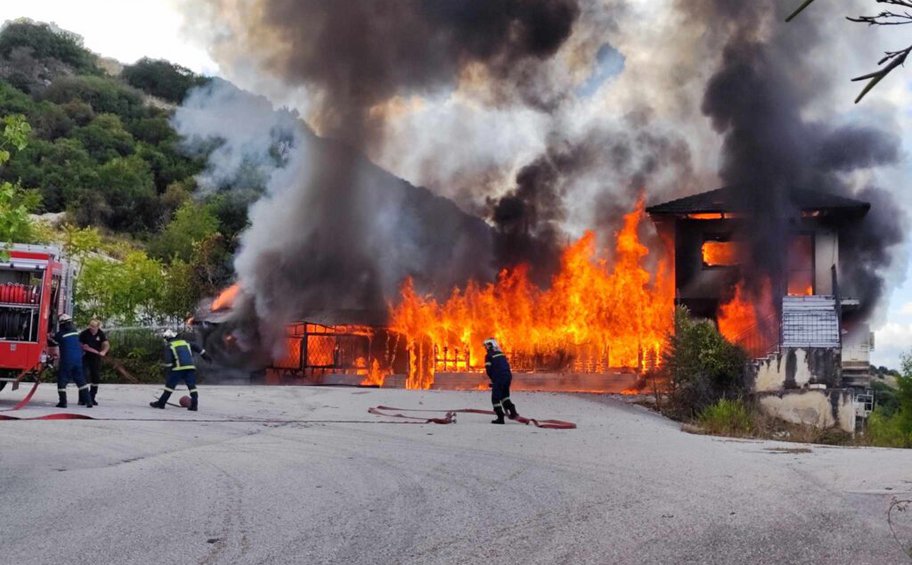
<box><xmin>212</xmin><ymin>283</ymin><xmax>240</xmax><ymax>311</ymax></box>
<box><xmin>701</xmin><ymin>241</ymin><xmax>740</xmax><ymax>266</ymax></box>
<box><xmin>717</xmin><ymin>278</ymin><xmax>777</xmax><ymax>356</ymax></box>
<box><xmin>390</xmin><ymin>200</ymin><xmax>674</xmax><ymax>389</ymax></box>
<box><xmin>359</xmin><ymin>358</ymin><xmax>387</xmax><ymax>387</ymax></box>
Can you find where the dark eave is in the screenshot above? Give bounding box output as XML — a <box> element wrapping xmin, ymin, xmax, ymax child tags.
<box><xmin>646</xmin><ymin>186</ymin><xmax>871</xmax><ymax>217</ymax></box>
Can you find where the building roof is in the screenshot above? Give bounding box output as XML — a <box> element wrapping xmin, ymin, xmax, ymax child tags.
<box><xmin>646</xmin><ymin>186</ymin><xmax>871</xmax><ymax>217</ymax></box>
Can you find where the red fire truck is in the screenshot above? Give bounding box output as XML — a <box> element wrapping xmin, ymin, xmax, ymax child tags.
<box><xmin>0</xmin><ymin>245</ymin><xmax>74</xmax><ymax>391</ymax></box>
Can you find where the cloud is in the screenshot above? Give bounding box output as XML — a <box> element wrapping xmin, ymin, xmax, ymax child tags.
<box><xmin>872</xmin><ymin>322</ymin><xmax>912</xmax><ymax>369</ymax></box>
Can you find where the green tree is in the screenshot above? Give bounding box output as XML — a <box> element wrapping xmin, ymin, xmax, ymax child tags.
<box><xmin>93</xmin><ymin>155</ymin><xmax>158</xmax><ymax>232</ymax></box>
<box><xmin>44</xmin><ymin>75</ymin><xmax>145</xmax><ymax>119</ymax></box>
<box><xmin>150</xmin><ymin>200</ymin><xmax>219</xmax><ymax>261</ymax></box>
<box><xmin>0</xmin><ymin>115</ymin><xmax>42</xmax><ymax>251</ymax></box>
<box><xmin>160</xmin><ymin>258</ymin><xmax>199</xmax><ymax>320</ymax></box>
<box><xmin>72</xmin><ymin>113</ymin><xmax>135</xmax><ymax>162</ymax></box>
<box><xmin>0</xmin><ymin>20</ymin><xmax>99</xmax><ymax>74</ymax></box>
<box><xmin>76</xmin><ymin>250</ymin><xmax>166</xmax><ymax>325</ymax></box>
<box><xmin>61</xmin><ymin>224</ymin><xmax>103</xmax><ymax>259</ymax></box>
<box><xmin>121</xmin><ymin>57</ymin><xmax>209</xmax><ymax>104</ymax></box>
<box><xmin>0</xmin><ymin>82</ymin><xmax>36</xmax><ymax>115</ymax></box>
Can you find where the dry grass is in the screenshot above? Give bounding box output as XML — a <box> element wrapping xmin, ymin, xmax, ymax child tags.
<box><xmin>673</xmin><ymin>398</ymin><xmax>858</xmax><ymax>446</ymax></box>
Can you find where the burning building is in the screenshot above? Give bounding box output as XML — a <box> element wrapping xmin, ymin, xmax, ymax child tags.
<box><xmin>648</xmin><ymin>185</ymin><xmax>875</xmax><ymax>431</ymax></box>
<box><xmin>202</xmin><ymin>199</ymin><xmax>671</xmax><ymax>394</ymax></box>
<box><xmin>180</xmin><ymin>1</ymin><xmax>906</xmax><ymax>433</ymax></box>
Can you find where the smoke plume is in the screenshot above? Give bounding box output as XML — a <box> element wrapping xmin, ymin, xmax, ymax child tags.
<box><xmin>686</xmin><ymin>0</ymin><xmax>906</xmax><ymax>314</ymax></box>
<box><xmin>176</xmin><ymin>0</ymin><xmax>910</xmax><ymax>359</ymax></box>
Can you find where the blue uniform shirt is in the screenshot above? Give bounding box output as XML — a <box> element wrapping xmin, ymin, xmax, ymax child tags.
<box><xmin>164</xmin><ymin>337</ymin><xmax>203</xmax><ymax>371</ymax></box>
<box><xmin>485</xmin><ymin>350</ymin><xmax>512</xmax><ymax>383</ymax></box>
<box><xmin>53</xmin><ymin>323</ymin><xmax>83</xmax><ymax>366</ymax></box>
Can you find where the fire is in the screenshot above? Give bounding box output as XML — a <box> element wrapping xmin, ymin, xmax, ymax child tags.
<box><xmin>359</xmin><ymin>358</ymin><xmax>387</xmax><ymax>387</ymax></box>
<box><xmin>390</xmin><ymin>200</ymin><xmax>674</xmax><ymax>389</ymax></box>
<box><xmin>701</xmin><ymin>241</ymin><xmax>740</xmax><ymax>266</ymax></box>
<box><xmin>212</xmin><ymin>283</ymin><xmax>240</xmax><ymax>311</ymax></box>
<box><xmin>717</xmin><ymin>278</ymin><xmax>777</xmax><ymax>356</ymax></box>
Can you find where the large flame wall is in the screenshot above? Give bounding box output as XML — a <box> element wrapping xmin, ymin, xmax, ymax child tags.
<box><xmin>389</xmin><ymin>201</ymin><xmax>674</xmax><ymax>389</ymax></box>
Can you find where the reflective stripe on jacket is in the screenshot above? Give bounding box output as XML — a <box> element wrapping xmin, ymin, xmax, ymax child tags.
<box><xmin>167</xmin><ymin>339</ymin><xmax>196</xmax><ymax>371</ymax></box>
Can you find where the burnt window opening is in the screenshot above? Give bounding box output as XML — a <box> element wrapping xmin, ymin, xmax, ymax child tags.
<box><xmin>701</xmin><ymin>235</ymin><xmax>742</xmax><ymax>268</ymax></box>
<box><xmin>787</xmin><ymin>233</ymin><xmax>815</xmax><ymax>296</ymax></box>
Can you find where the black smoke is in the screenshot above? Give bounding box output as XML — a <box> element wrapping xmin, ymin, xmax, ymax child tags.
<box><xmin>488</xmin><ymin>115</ymin><xmax>694</xmax><ymax>283</ymax></box>
<box><xmin>213</xmin><ymin>0</ymin><xmax>580</xmax><ymax>145</ymax></box>
<box><xmin>693</xmin><ymin>1</ymin><xmax>905</xmax><ymax>314</ymax></box>
<box><xmin>179</xmin><ymin>1</ymin><xmax>581</xmax><ymax>356</ymax></box>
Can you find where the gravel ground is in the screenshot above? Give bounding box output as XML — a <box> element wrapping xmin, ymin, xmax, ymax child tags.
<box><xmin>0</xmin><ymin>384</ymin><xmax>910</xmax><ymax>565</ymax></box>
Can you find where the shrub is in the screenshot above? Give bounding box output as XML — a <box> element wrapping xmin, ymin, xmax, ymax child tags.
<box><xmin>866</xmin><ymin>409</ymin><xmax>911</xmax><ymax>448</ymax></box>
<box><xmin>662</xmin><ymin>305</ymin><xmax>749</xmax><ymax>419</ymax></box>
<box><xmin>864</xmin><ymin>353</ymin><xmax>912</xmax><ymax>448</ymax></box>
<box><xmin>102</xmin><ymin>327</ymin><xmax>168</xmax><ymax>384</ymax></box>
<box><xmin>698</xmin><ymin>398</ymin><xmax>753</xmax><ymax>436</ymax></box>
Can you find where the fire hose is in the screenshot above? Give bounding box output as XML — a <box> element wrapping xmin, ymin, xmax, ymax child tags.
<box><xmin>0</xmin><ymin>413</ymin><xmax>93</xmax><ymax>421</ymax></box>
<box><xmin>368</xmin><ymin>405</ymin><xmax>577</xmax><ymax>429</ymax></box>
<box><xmin>0</xmin><ymin>364</ymin><xmax>43</xmax><ymax>412</ymax></box>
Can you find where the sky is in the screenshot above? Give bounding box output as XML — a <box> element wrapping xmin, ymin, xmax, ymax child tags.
<box><xmin>0</xmin><ymin>0</ymin><xmax>217</xmax><ymax>74</ymax></box>
<box><xmin>2</xmin><ymin>1</ymin><xmax>912</xmax><ymax>368</ymax></box>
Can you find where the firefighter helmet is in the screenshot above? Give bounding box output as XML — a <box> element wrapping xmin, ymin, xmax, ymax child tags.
<box><xmin>161</xmin><ymin>328</ymin><xmax>178</xmax><ymax>339</ymax></box>
<box><xmin>483</xmin><ymin>338</ymin><xmax>501</xmax><ymax>352</ymax></box>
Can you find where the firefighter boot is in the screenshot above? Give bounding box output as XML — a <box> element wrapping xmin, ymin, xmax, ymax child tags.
<box><xmin>503</xmin><ymin>399</ymin><xmax>519</xmax><ymax>420</ymax></box>
<box><xmin>56</xmin><ymin>391</ymin><xmax>67</xmax><ymax>408</ymax></box>
<box><xmin>150</xmin><ymin>390</ymin><xmax>171</xmax><ymax>409</ymax></box>
<box><xmin>491</xmin><ymin>406</ymin><xmax>505</xmax><ymax>424</ymax></box>
<box><xmin>78</xmin><ymin>388</ymin><xmax>92</xmax><ymax>409</ymax></box>
<box><xmin>90</xmin><ymin>385</ymin><xmax>99</xmax><ymax>406</ymax></box>
<box><xmin>189</xmin><ymin>390</ymin><xmax>199</xmax><ymax>412</ymax></box>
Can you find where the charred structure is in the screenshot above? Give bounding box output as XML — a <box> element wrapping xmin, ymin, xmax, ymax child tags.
<box><xmin>649</xmin><ymin>185</ymin><xmax>877</xmax><ymax>432</ymax></box>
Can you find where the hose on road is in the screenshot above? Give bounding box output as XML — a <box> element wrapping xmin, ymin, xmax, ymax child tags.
<box><xmin>368</xmin><ymin>405</ymin><xmax>577</xmax><ymax>429</ymax></box>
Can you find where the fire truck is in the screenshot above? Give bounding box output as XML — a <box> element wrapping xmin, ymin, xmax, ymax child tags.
<box><xmin>0</xmin><ymin>244</ymin><xmax>74</xmax><ymax>391</ymax></box>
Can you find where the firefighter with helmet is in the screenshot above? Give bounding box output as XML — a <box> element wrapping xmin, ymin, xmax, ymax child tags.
<box><xmin>50</xmin><ymin>314</ymin><xmax>92</xmax><ymax>409</ymax></box>
<box><xmin>484</xmin><ymin>338</ymin><xmax>519</xmax><ymax>424</ymax></box>
<box><xmin>150</xmin><ymin>328</ymin><xmax>208</xmax><ymax>410</ymax></box>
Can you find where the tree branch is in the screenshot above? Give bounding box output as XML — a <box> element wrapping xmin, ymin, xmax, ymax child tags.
<box><xmin>785</xmin><ymin>0</ymin><xmax>817</xmax><ymax>23</ymax></box>
<box><xmin>851</xmin><ymin>44</ymin><xmax>912</xmax><ymax>102</ymax></box>
<box><xmin>848</xmin><ymin>11</ymin><xmax>912</xmax><ymax>25</ymax></box>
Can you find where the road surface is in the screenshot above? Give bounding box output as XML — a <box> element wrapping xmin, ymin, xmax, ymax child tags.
<box><xmin>0</xmin><ymin>384</ymin><xmax>910</xmax><ymax>564</ymax></box>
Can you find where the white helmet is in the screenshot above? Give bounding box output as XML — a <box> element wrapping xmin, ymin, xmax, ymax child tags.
<box><xmin>161</xmin><ymin>328</ymin><xmax>177</xmax><ymax>339</ymax></box>
<box><xmin>58</xmin><ymin>314</ymin><xmax>72</xmax><ymax>323</ymax></box>
<box><xmin>483</xmin><ymin>338</ymin><xmax>501</xmax><ymax>352</ymax></box>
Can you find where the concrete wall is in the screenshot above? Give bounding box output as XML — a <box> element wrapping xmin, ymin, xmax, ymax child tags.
<box><xmin>753</xmin><ymin>347</ymin><xmax>841</xmax><ymax>392</ymax></box>
<box><xmin>813</xmin><ymin>228</ymin><xmax>838</xmax><ymax>295</ymax></box>
<box><xmin>758</xmin><ymin>389</ymin><xmax>855</xmax><ymax>433</ymax></box>
<box><xmin>751</xmin><ymin>347</ymin><xmax>854</xmax><ymax>432</ymax></box>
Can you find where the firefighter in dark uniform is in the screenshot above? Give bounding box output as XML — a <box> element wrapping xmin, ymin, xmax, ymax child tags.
<box><xmin>79</xmin><ymin>318</ymin><xmax>109</xmax><ymax>406</ymax></box>
<box><xmin>50</xmin><ymin>314</ymin><xmax>92</xmax><ymax>409</ymax></box>
<box><xmin>149</xmin><ymin>328</ymin><xmax>208</xmax><ymax>410</ymax></box>
<box><xmin>484</xmin><ymin>338</ymin><xmax>518</xmax><ymax>424</ymax></box>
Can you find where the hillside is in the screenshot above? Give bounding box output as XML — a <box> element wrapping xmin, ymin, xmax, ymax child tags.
<box><xmin>0</xmin><ymin>18</ymin><xmax>493</xmax><ymax>331</ymax></box>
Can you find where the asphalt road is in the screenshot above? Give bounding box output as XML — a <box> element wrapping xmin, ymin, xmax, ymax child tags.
<box><xmin>0</xmin><ymin>384</ymin><xmax>910</xmax><ymax>564</ymax></box>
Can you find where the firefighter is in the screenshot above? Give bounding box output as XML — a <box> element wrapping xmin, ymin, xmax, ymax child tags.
<box><xmin>484</xmin><ymin>338</ymin><xmax>518</xmax><ymax>424</ymax></box>
<box><xmin>50</xmin><ymin>314</ymin><xmax>92</xmax><ymax>409</ymax></box>
<box><xmin>79</xmin><ymin>318</ymin><xmax>109</xmax><ymax>406</ymax></box>
<box><xmin>149</xmin><ymin>328</ymin><xmax>208</xmax><ymax>410</ymax></box>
